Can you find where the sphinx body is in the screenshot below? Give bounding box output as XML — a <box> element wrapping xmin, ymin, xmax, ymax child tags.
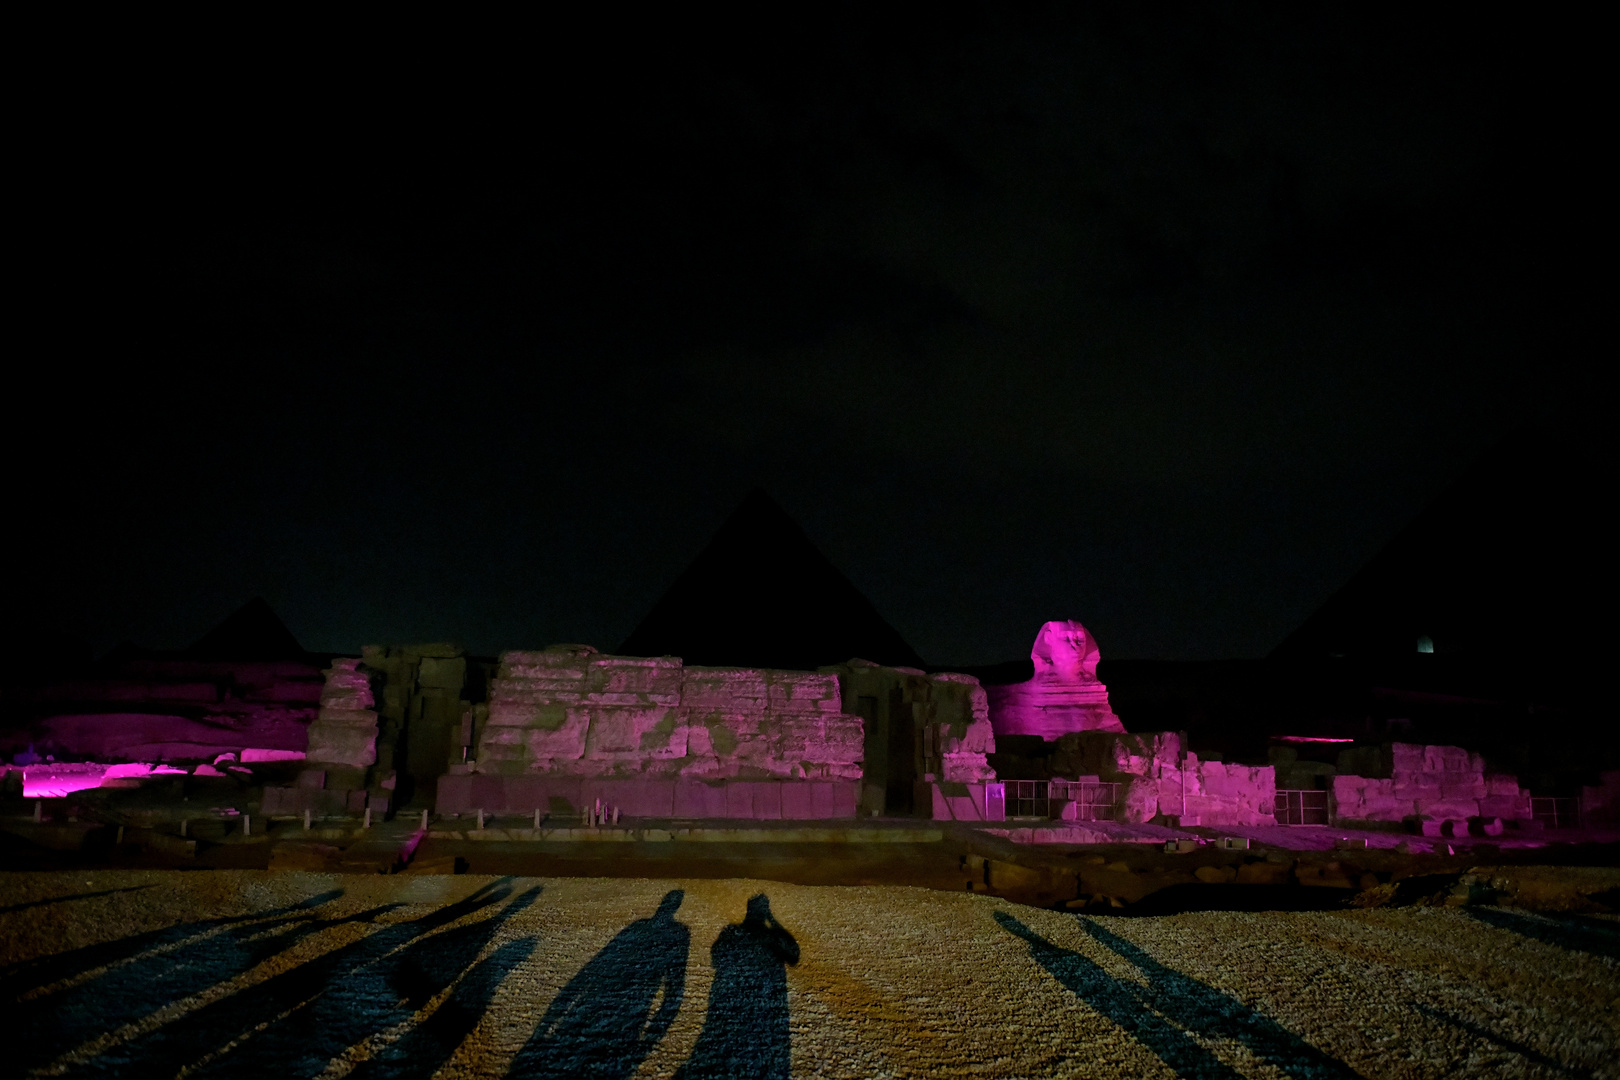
<box><xmin>985</xmin><ymin>620</ymin><xmax>1125</xmax><ymax>739</ymax></box>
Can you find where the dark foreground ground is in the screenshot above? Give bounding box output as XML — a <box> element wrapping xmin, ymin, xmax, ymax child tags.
<box><xmin>3</xmin><ymin>869</ymin><xmax>1617</xmax><ymax>1079</ymax></box>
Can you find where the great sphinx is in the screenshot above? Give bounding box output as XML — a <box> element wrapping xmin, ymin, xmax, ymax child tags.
<box><xmin>985</xmin><ymin>620</ymin><xmax>1125</xmax><ymax>740</ymax></box>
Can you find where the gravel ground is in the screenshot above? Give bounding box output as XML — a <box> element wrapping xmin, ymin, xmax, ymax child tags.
<box><xmin>2</xmin><ymin>870</ymin><xmax>1615</xmax><ymax>1079</ymax></box>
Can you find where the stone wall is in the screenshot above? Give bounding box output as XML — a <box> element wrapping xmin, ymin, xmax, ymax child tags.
<box><xmin>1580</xmin><ymin>771</ymin><xmax>1620</xmax><ymax>824</ymax></box>
<box><xmin>437</xmin><ymin>645</ymin><xmax>869</xmax><ymax>819</ymax></box>
<box><xmin>1329</xmin><ymin>742</ymin><xmax>1531</xmax><ymax>826</ymax></box>
<box><xmin>824</xmin><ymin>660</ymin><xmax>996</xmax><ymax>818</ymax></box>
<box><xmin>8</xmin><ymin>660</ymin><xmax>322</xmax><ymax>763</ymax></box>
<box><xmin>1177</xmin><ymin>759</ymin><xmax>1277</xmax><ymax>826</ymax></box>
<box><xmin>475</xmin><ymin>646</ymin><xmax>863</xmax><ymax>781</ymax></box>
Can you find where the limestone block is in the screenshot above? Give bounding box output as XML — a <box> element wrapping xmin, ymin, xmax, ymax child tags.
<box><xmin>681</xmin><ymin>668</ymin><xmax>768</xmax><ymax>710</ymax></box>
<box><xmin>767</xmin><ymin>672</ymin><xmax>842</xmax><ymax>712</ymax></box>
<box><xmin>493</xmin><ymin>681</ymin><xmax>588</xmax><ymax>705</ymax></box>
<box><xmin>1389</xmin><ymin>743</ymin><xmax>1426</xmax><ymax>773</ymax></box>
<box><xmin>941</xmin><ymin>752</ymin><xmax>996</xmax><ymax>783</ymax></box>
<box><xmin>1120</xmin><ymin>776</ymin><xmax>1159</xmax><ymax>823</ymax></box>
<box><xmin>1440</xmin><ymin>776</ymin><xmax>1487</xmax><ymax>799</ymax></box>
<box><xmin>315</xmin><ymin>707</ymin><xmax>379</xmax><ymax>729</ymax></box>
<box><xmin>761</xmin><ymin>716</ymin><xmax>864</xmax><ymax>765</ymax></box>
<box><xmin>583</xmin><ymin>707</ymin><xmax>684</xmax><ymax>759</ymax></box>
<box><xmin>418</xmin><ymin>656</ymin><xmax>466</xmax><ymax>690</ymax></box>
<box><xmin>1415</xmin><ymin>797</ymin><xmax>1481</xmax><ymax>820</ymax></box>
<box><xmin>306</xmin><ymin>726</ymin><xmax>377</xmax><ymax>768</ymax></box>
<box><xmin>524</xmin><ymin>711</ymin><xmax>590</xmax><ymax>761</ymax></box>
<box><xmin>1392</xmin><ymin>779</ymin><xmax>1443</xmax><ymax>801</ymax></box>
<box><xmin>487</xmin><ymin>700</ymin><xmax>569</xmax><ymax>728</ymax></box>
<box><xmin>320</xmin><ymin>660</ymin><xmax>374</xmax><ymax>710</ymax></box>
<box><xmin>592</xmin><ymin>658</ymin><xmax>683</xmax><ymax>703</ymax></box>
<box><xmin>499</xmin><ymin>646</ymin><xmax>596</xmax><ymax>678</ymax></box>
<box><xmin>686</xmin><ymin>725</ymin><xmax>716</xmax><ymax>758</ymax></box>
<box><xmin>1484</xmin><ymin>773</ymin><xmax>1522</xmax><ymax>797</ymax></box>
<box><xmin>1480</xmin><ymin>794</ymin><xmax>1532</xmax><ymax>819</ymax></box>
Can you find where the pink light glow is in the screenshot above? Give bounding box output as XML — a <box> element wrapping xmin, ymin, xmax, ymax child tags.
<box><xmin>1272</xmin><ymin>736</ymin><xmax>1355</xmax><ymax>744</ymax></box>
<box><xmin>23</xmin><ymin>761</ymin><xmax>189</xmax><ymax>797</ymax></box>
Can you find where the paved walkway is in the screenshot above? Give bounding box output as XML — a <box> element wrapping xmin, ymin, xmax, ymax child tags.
<box><xmin>4</xmin><ymin>870</ymin><xmax>1616</xmax><ymax>1078</ymax></box>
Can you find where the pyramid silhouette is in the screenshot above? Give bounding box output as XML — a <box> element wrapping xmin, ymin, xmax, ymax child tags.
<box><xmin>186</xmin><ymin>597</ymin><xmax>310</xmax><ymax>660</ymax></box>
<box><xmin>1271</xmin><ymin>419</ymin><xmax>1603</xmax><ymax>662</ymax></box>
<box><xmin>618</xmin><ymin>489</ymin><xmax>926</xmax><ymax>670</ymax></box>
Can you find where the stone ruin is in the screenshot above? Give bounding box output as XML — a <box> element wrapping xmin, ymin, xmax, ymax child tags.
<box><xmin>429</xmin><ymin>647</ymin><xmax>997</xmax><ymax>821</ymax></box>
<box><xmin>1</xmin><ymin>612</ymin><xmax>1563</xmax><ymax>835</ymax></box>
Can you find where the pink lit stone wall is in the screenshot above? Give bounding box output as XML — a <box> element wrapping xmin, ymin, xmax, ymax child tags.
<box><xmin>11</xmin><ymin>660</ymin><xmax>321</xmax><ymax>763</ymax></box>
<box><xmin>302</xmin><ymin>658</ymin><xmax>380</xmax><ymax>770</ymax></box>
<box><xmin>1330</xmin><ymin>742</ymin><xmax>1531</xmax><ymax>825</ymax></box>
<box><xmin>439</xmin><ymin>646</ymin><xmax>869</xmax><ymax>818</ymax></box>
<box><xmin>477</xmin><ymin>647</ymin><xmax>863</xmax><ymax>781</ymax></box>
<box><xmin>985</xmin><ymin>621</ymin><xmax>1124</xmax><ymax>739</ymax></box>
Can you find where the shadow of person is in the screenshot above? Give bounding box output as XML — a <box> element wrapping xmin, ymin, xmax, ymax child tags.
<box><xmin>509</xmin><ymin>889</ymin><xmax>690</xmax><ymax>1080</ymax></box>
<box><xmin>996</xmin><ymin>912</ymin><xmax>1363</xmax><ymax>1080</ymax></box>
<box><xmin>675</xmin><ymin>893</ymin><xmax>799</xmax><ymax>1080</ymax></box>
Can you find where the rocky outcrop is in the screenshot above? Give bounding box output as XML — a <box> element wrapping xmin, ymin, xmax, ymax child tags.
<box><xmin>986</xmin><ymin>620</ymin><xmax>1124</xmax><ymax>739</ymax></box>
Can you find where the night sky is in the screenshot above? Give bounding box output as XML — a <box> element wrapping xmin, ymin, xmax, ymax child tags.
<box><xmin>15</xmin><ymin>12</ymin><xmax>1596</xmax><ymax>665</ymax></box>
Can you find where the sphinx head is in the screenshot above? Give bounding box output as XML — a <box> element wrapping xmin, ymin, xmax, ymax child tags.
<box><xmin>1030</xmin><ymin>620</ymin><xmax>1101</xmax><ymax>682</ymax></box>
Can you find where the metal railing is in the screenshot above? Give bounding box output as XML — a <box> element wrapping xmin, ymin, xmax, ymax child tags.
<box><xmin>1275</xmin><ymin>789</ymin><xmax>1329</xmax><ymax>825</ymax></box>
<box><xmin>1530</xmin><ymin>797</ymin><xmax>1580</xmax><ymax>829</ymax></box>
<box><xmin>1002</xmin><ymin>779</ymin><xmax>1120</xmax><ymax>821</ymax></box>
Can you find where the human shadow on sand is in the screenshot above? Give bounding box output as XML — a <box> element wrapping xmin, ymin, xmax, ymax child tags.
<box><xmin>18</xmin><ymin>889</ymin><xmax>382</xmax><ymax>1074</ymax></box>
<box><xmin>674</xmin><ymin>893</ymin><xmax>799</xmax><ymax>1080</ymax></box>
<box><xmin>70</xmin><ymin>879</ymin><xmax>521</xmax><ymax>1079</ymax></box>
<box><xmin>996</xmin><ymin>912</ymin><xmax>1362</xmax><ymax>1080</ymax></box>
<box><xmin>509</xmin><ymin>889</ymin><xmax>691</xmax><ymax>1080</ymax></box>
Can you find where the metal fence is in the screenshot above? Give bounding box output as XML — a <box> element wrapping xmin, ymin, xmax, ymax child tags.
<box><xmin>1002</xmin><ymin>779</ymin><xmax>1120</xmax><ymax>821</ymax></box>
<box><xmin>1274</xmin><ymin>789</ymin><xmax>1330</xmax><ymax>825</ymax></box>
<box><xmin>1530</xmin><ymin>797</ymin><xmax>1580</xmax><ymax>829</ymax></box>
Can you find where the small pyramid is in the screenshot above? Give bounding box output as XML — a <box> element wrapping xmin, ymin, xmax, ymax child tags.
<box><xmin>618</xmin><ymin>489</ymin><xmax>926</xmax><ymax>670</ymax></box>
<box><xmin>186</xmin><ymin>598</ymin><xmax>309</xmax><ymax>660</ymax></box>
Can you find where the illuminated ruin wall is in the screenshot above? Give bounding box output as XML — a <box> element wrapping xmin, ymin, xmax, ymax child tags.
<box><xmin>436</xmin><ymin>646</ymin><xmax>869</xmax><ymax>818</ymax></box>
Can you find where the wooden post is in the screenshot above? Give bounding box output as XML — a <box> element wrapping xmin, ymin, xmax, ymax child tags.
<box><xmin>243</xmin><ymin>815</ymin><xmax>250</xmax><ymax>837</ymax></box>
<box><xmin>33</xmin><ymin>800</ymin><xmax>42</xmax><ymax>823</ymax></box>
<box><xmin>116</xmin><ymin>825</ymin><xmax>124</xmax><ymax>844</ymax></box>
<box><xmin>421</xmin><ymin>809</ymin><xmax>429</xmax><ymax>831</ymax></box>
<box><xmin>477</xmin><ymin>809</ymin><xmax>485</xmax><ymax>830</ymax></box>
<box><xmin>303</xmin><ymin>808</ymin><xmax>312</xmax><ymax>831</ymax></box>
<box><xmin>533</xmin><ymin>807</ymin><xmax>541</xmax><ymax>829</ymax></box>
<box><xmin>180</xmin><ymin>819</ymin><xmax>188</xmax><ymax>837</ymax></box>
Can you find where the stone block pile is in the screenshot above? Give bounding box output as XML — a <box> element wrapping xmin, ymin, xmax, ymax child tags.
<box><xmin>261</xmin><ymin>658</ymin><xmax>389</xmax><ymax>819</ymax></box>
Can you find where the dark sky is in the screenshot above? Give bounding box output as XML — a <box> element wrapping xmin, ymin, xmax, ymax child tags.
<box><xmin>15</xmin><ymin>11</ymin><xmax>1595</xmax><ymax>664</ymax></box>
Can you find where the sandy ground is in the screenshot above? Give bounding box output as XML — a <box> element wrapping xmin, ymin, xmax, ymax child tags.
<box><xmin>2</xmin><ymin>870</ymin><xmax>1616</xmax><ymax>1079</ymax></box>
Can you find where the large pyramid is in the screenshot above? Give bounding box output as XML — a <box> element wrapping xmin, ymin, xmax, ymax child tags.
<box><xmin>618</xmin><ymin>489</ymin><xmax>926</xmax><ymax>670</ymax></box>
<box><xmin>1271</xmin><ymin>420</ymin><xmax>1604</xmax><ymax>664</ymax></box>
<box><xmin>185</xmin><ymin>597</ymin><xmax>310</xmax><ymax>661</ymax></box>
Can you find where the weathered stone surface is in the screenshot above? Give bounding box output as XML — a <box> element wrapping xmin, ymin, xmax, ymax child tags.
<box><xmin>417</xmin><ymin>656</ymin><xmax>466</xmax><ymax>690</ymax></box>
<box><xmin>301</xmin><ymin>659</ymin><xmax>379</xmax><ymax>769</ymax></box>
<box><xmin>474</xmin><ymin>649</ymin><xmax>867</xmax><ymax>789</ymax></box>
<box><xmin>986</xmin><ymin>620</ymin><xmax>1124</xmax><ymax>739</ymax></box>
